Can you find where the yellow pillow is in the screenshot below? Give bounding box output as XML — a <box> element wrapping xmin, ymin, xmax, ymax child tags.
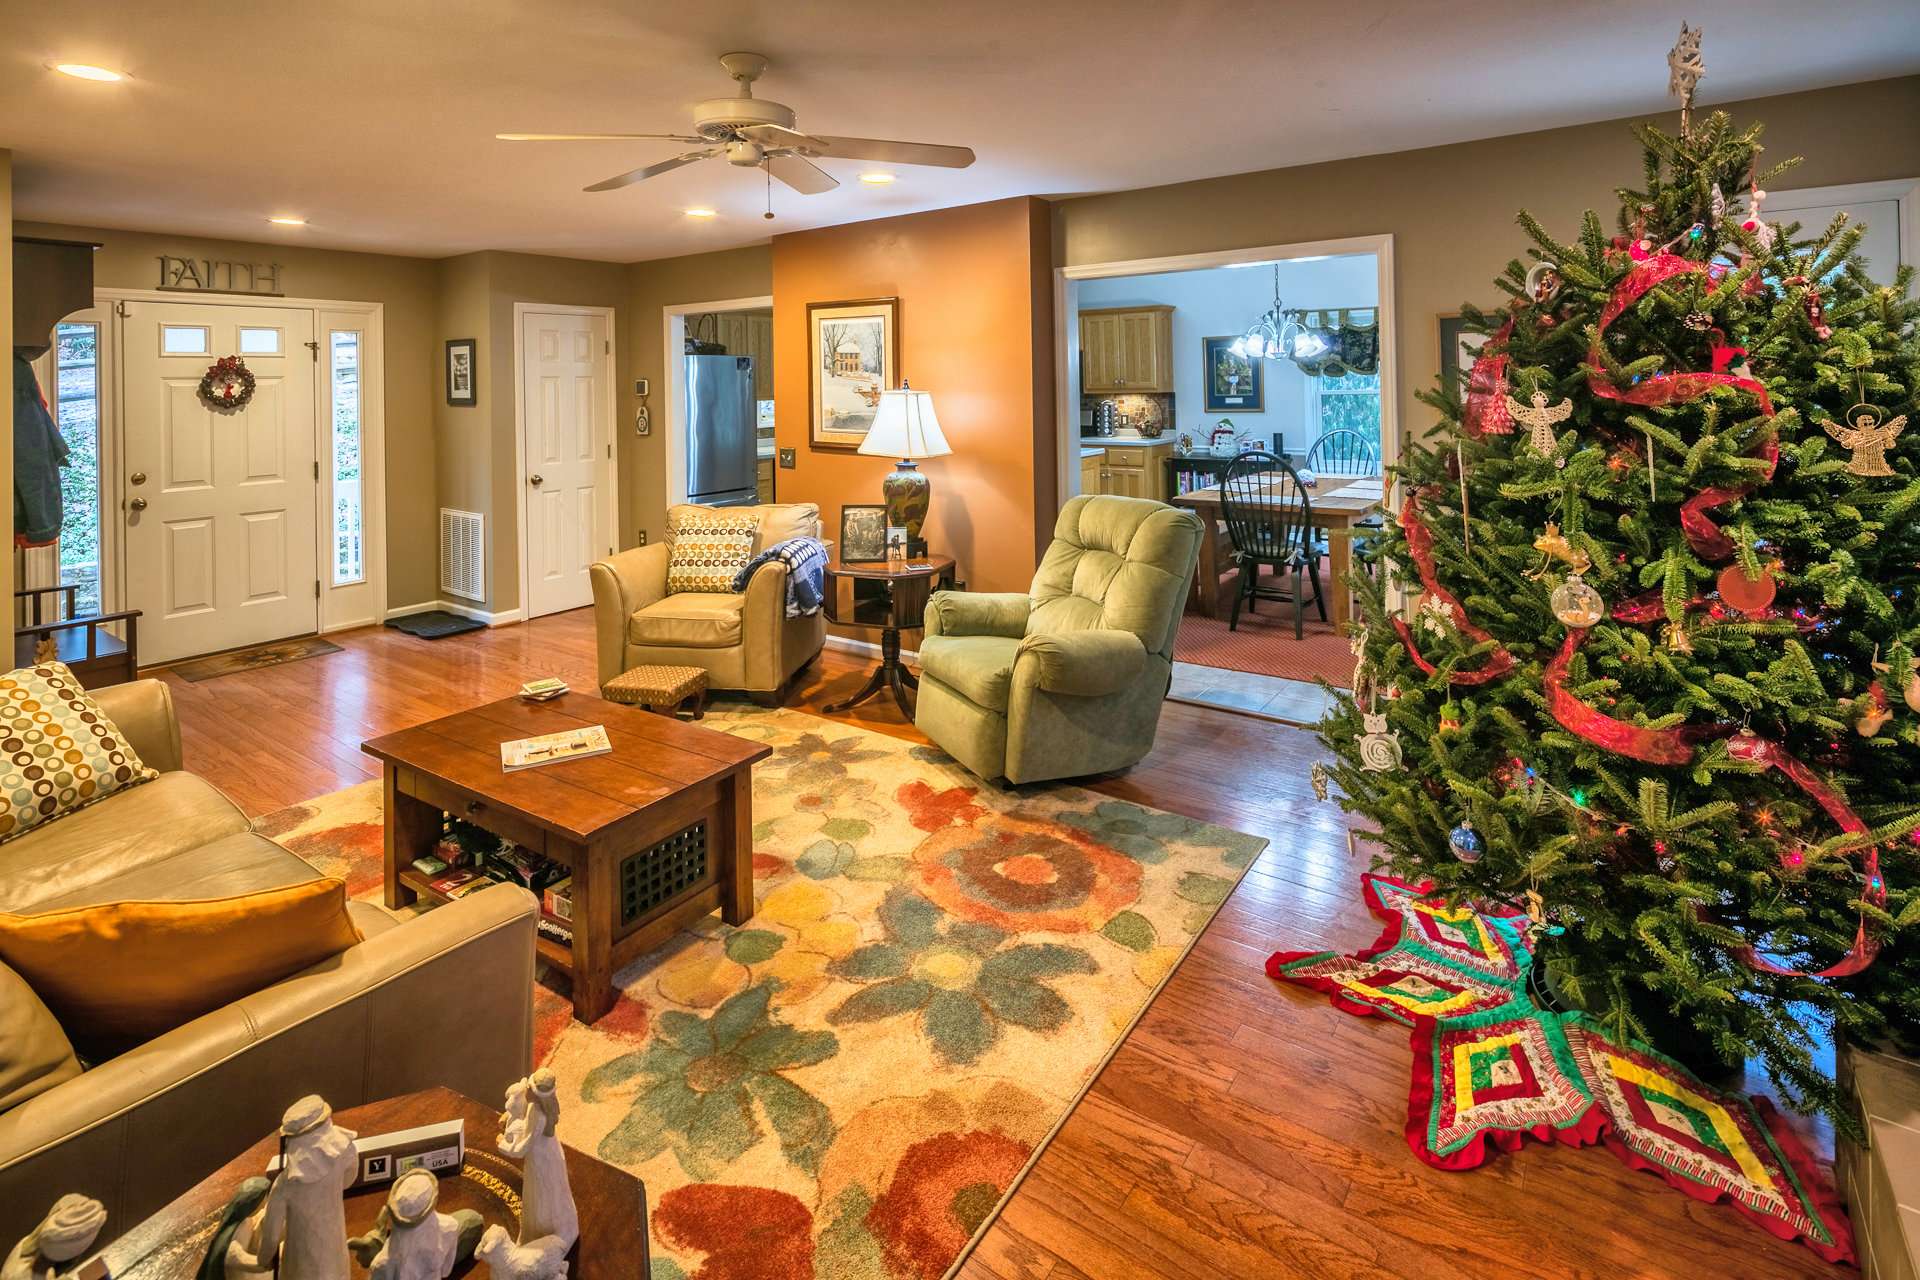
<box><xmin>667</xmin><ymin>510</ymin><xmax>761</xmax><ymax>594</ymax></box>
<box><xmin>0</xmin><ymin>878</ymin><xmax>363</xmax><ymax>1059</ymax></box>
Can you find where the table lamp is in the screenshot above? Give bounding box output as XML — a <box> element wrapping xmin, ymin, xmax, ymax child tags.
<box><xmin>859</xmin><ymin>380</ymin><xmax>951</xmax><ymax>556</ymax></box>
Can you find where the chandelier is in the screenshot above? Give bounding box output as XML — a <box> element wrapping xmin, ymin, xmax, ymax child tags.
<box><xmin>1229</xmin><ymin>264</ymin><xmax>1330</xmax><ymax>362</ymax></box>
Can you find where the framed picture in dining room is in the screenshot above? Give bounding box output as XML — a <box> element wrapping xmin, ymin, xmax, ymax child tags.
<box><xmin>445</xmin><ymin>338</ymin><xmax>477</xmax><ymax>407</ymax></box>
<box><xmin>839</xmin><ymin>504</ymin><xmax>889</xmax><ymax>562</ymax></box>
<box><xmin>1437</xmin><ymin>313</ymin><xmax>1489</xmax><ymax>396</ymax></box>
<box><xmin>1203</xmin><ymin>336</ymin><xmax>1264</xmax><ymax>412</ymax></box>
<box><xmin>809</xmin><ymin>298</ymin><xmax>899</xmax><ymax>449</ymax></box>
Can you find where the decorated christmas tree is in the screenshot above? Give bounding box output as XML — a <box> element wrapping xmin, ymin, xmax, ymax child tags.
<box><xmin>1318</xmin><ymin>30</ymin><xmax>1920</xmax><ymax>1129</ymax></box>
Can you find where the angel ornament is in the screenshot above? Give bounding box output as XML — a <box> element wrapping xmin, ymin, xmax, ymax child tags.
<box><xmin>1824</xmin><ymin>406</ymin><xmax>1907</xmax><ymax>478</ymax></box>
<box><xmin>1504</xmin><ymin>390</ymin><xmax>1575</xmax><ymax>461</ymax></box>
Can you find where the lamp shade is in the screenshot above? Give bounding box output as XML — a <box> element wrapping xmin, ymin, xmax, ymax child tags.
<box><xmin>859</xmin><ymin>387</ymin><xmax>951</xmax><ymax>460</ymax></box>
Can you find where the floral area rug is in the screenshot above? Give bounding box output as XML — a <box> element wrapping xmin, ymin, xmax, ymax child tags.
<box><xmin>1267</xmin><ymin>874</ymin><xmax>1854</xmax><ymax>1266</ymax></box>
<box><xmin>258</xmin><ymin>704</ymin><xmax>1267</xmax><ymax>1280</ymax></box>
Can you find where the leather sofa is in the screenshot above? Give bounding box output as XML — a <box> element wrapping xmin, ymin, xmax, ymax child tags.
<box><xmin>915</xmin><ymin>494</ymin><xmax>1203</xmax><ymax>784</ymax></box>
<box><xmin>0</xmin><ymin>680</ymin><xmax>537</xmax><ymax>1245</ymax></box>
<box><xmin>590</xmin><ymin>502</ymin><xmax>827</xmax><ymax>703</ymax></box>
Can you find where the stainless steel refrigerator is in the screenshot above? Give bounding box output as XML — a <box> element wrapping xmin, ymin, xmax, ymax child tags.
<box><xmin>685</xmin><ymin>354</ymin><xmax>758</xmax><ymax>506</ymax></box>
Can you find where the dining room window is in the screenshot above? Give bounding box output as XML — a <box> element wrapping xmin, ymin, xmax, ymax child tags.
<box><xmin>1307</xmin><ymin>370</ymin><xmax>1383</xmax><ymax>456</ymax></box>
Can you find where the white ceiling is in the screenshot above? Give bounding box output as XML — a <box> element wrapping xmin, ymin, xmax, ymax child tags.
<box><xmin>4</xmin><ymin>0</ymin><xmax>1917</xmax><ymax>264</ymax></box>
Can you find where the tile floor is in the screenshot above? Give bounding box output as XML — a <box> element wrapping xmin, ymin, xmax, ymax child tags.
<box><xmin>1166</xmin><ymin>660</ymin><xmax>1340</xmax><ymax>725</ymax></box>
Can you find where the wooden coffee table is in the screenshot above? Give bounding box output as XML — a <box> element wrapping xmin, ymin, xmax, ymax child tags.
<box><xmin>93</xmin><ymin>1087</ymin><xmax>648</xmax><ymax>1279</ymax></box>
<box><xmin>363</xmin><ymin>691</ymin><xmax>770</xmax><ymax>1022</ymax></box>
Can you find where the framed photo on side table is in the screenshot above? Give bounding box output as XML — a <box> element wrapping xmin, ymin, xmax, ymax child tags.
<box><xmin>445</xmin><ymin>338</ymin><xmax>477</xmax><ymax>407</ymax></box>
<box><xmin>840</xmin><ymin>504</ymin><xmax>889</xmax><ymax>562</ymax></box>
<box><xmin>809</xmin><ymin>298</ymin><xmax>899</xmax><ymax>450</ymax></box>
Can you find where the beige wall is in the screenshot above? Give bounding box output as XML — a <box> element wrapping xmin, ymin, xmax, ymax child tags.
<box><xmin>13</xmin><ymin>219</ymin><xmax>443</xmax><ymax>608</ymax></box>
<box><xmin>2</xmin><ymin>152</ymin><xmax>13</xmax><ymax>648</ymax></box>
<box><xmin>622</xmin><ymin>245</ymin><xmax>772</xmax><ymax>547</ymax></box>
<box><xmin>1052</xmin><ymin>75</ymin><xmax>1920</xmax><ymax>448</ymax></box>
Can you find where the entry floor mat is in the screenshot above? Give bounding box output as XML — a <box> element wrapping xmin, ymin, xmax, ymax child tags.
<box><xmin>169</xmin><ymin>636</ymin><xmax>344</xmax><ymax>683</ymax></box>
<box><xmin>386</xmin><ymin>609</ymin><xmax>487</xmax><ymax>640</ymax></box>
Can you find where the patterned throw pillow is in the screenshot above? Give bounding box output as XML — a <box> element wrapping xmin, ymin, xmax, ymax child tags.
<box><xmin>667</xmin><ymin>510</ymin><xmax>761</xmax><ymax>594</ymax></box>
<box><xmin>0</xmin><ymin>662</ymin><xmax>157</xmax><ymax>844</ymax></box>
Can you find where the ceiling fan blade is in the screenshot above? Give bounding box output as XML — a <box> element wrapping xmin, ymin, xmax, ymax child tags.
<box><xmin>807</xmin><ymin>135</ymin><xmax>976</xmax><ymax>168</ymax></box>
<box><xmin>767</xmin><ymin>152</ymin><xmax>839</xmax><ymax>195</ymax></box>
<box><xmin>584</xmin><ymin>150</ymin><xmax>716</xmax><ymax>193</ymax></box>
<box><xmin>739</xmin><ymin>123</ymin><xmax>830</xmax><ymax>151</ymax></box>
<box><xmin>497</xmin><ymin>132</ymin><xmax>703</xmax><ymax>142</ymax></box>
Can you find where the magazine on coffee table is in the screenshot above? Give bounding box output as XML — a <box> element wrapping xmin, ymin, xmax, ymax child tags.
<box><xmin>500</xmin><ymin>724</ymin><xmax>611</xmax><ymax>771</ymax></box>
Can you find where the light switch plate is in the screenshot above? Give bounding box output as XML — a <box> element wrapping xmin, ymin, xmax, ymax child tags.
<box><xmin>778</xmin><ymin>448</ymin><xmax>796</xmax><ymax>469</ymax></box>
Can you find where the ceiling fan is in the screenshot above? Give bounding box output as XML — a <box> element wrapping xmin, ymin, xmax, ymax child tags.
<box><xmin>497</xmin><ymin>52</ymin><xmax>975</xmax><ymax>199</ymax></box>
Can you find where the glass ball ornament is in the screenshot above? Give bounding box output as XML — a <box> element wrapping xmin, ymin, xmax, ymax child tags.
<box><xmin>1551</xmin><ymin>572</ymin><xmax>1606</xmax><ymax>628</ymax></box>
<box><xmin>1448</xmin><ymin>819</ymin><xmax>1485</xmax><ymax>863</ymax></box>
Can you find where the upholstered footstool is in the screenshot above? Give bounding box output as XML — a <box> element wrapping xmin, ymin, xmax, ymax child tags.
<box><xmin>602</xmin><ymin>664</ymin><xmax>709</xmax><ymax>719</ymax></box>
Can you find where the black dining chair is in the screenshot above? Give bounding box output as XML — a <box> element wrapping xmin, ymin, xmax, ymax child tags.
<box><xmin>1219</xmin><ymin>450</ymin><xmax>1324</xmax><ymax>639</ymax></box>
<box><xmin>1303</xmin><ymin>428</ymin><xmax>1380</xmax><ymax>478</ymax></box>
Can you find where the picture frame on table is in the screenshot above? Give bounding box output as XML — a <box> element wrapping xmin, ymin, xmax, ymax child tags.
<box><xmin>839</xmin><ymin>504</ymin><xmax>889</xmax><ymax>562</ymax></box>
<box><xmin>885</xmin><ymin>527</ymin><xmax>909</xmax><ymax>563</ymax></box>
<box><xmin>809</xmin><ymin>298</ymin><xmax>899</xmax><ymax>449</ymax></box>
<box><xmin>1202</xmin><ymin>336</ymin><xmax>1265</xmax><ymax>412</ymax></box>
<box><xmin>445</xmin><ymin>338</ymin><xmax>477</xmax><ymax>407</ymax></box>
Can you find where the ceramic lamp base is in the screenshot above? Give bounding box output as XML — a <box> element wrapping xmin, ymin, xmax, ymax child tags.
<box><xmin>881</xmin><ymin>460</ymin><xmax>931</xmax><ymax>556</ymax></box>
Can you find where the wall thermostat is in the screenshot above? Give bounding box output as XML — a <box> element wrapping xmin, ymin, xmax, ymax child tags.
<box><xmin>634</xmin><ymin>378</ymin><xmax>649</xmax><ymax>397</ymax></box>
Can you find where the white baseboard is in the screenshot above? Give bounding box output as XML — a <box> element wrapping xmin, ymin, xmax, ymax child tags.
<box><xmin>825</xmin><ymin>633</ymin><xmax>921</xmax><ymax>663</ymax></box>
<box><xmin>383</xmin><ymin>599</ymin><xmax>524</xmax><ymax>627</ymax></box>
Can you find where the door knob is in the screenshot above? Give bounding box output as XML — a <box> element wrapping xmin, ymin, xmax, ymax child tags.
<box><xmin>530</xmin><ymin>474</ymin><xmax>544</xmax><ymax>486</ymax></box>
<box><xmin>130</xmin><ymin>471</ymin><xmax>147</xmax><ymax>486</ymax></box>
<box><xmin>128</xmin><ymin>497</ymin><xmax>148</xmax><ymax>512</ymax></box>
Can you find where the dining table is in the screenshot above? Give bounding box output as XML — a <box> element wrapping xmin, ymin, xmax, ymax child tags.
<box><xmin>1169</xmin><ymin>472</ymin><xmax>1385</xmax><ymax>626</ymax></box>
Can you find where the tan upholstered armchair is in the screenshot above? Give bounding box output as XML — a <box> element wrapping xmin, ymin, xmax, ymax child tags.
<box><xmin>590</xmin><ymin>502</ymin><xmax>827</xmax><ymax>704</ymax></box>
<box><xmin>914</xmin><ymin>494</ymin><xmax>1203</xmax><ymax>784</ymax></box>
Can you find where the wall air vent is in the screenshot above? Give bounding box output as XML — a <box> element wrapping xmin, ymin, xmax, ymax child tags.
<box><xmin>439</xmin><ymin>509</ymin><xmax>485</xmax><ymax>602</ymax></box>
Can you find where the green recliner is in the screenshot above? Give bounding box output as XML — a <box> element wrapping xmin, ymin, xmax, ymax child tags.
<box><xmin>914</xmin><ymin>494</ymin><xmax>1204</xmax><ymax>784</ymax></box>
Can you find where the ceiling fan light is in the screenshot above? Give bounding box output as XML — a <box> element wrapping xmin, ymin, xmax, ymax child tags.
<box><xmin>53</xmin><ymin>63</ymin><xmax>124</xmax><ymax>81</ymax></box>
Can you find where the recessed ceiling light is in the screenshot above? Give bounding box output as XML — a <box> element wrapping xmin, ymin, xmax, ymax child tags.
<box><xmin>858</xmin><ymin>172</ymin><xmax>896</xmax><ymax>186</ymax></box>
<box><xmin>684</xmin><ymin>207</ymin><xmax>718</xmax><ymax>219</ymax></box>
<box><xmin>267</xmin><ymin>216</ymin><xmax>307</xmax><ymax>227</ymax></box>
<box><xmin>52</xmin><ymin>63</ymin><xmax>125</xmax><ymax>82</ymax></box>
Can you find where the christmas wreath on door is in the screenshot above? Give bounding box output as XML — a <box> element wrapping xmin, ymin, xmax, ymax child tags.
<box><xmin>198</xmin><ymin>355</ymin><xmax>256</xmax><ymax>412</ymax></box>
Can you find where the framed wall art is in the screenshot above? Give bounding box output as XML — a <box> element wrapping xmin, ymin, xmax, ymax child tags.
<box><xmin>809</xmin><ymin>298</ymin><xmax>898</xmax><ymax>449</ymax></box>
<box><xmin>445</xmin><ymin>338</ymin><xmax>477</xmax><ymax>407</ymax></box>
<box><xmin>1203</xmin><ymin>335</ymin><xmax>1264</xmax><ymax>412</ymax></box>
<box><xmin>1437</xmin><ymin>313</ymin><xmax>1489</xmax><ymax>396</ymax></box>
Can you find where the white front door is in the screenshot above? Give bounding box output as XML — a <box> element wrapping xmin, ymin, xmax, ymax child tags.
<box><xmin>121</xmin><ymin>301</ymin><xmax>319</xmax><ymax>664</ymax></box>
<box><xmin>522</xmin><ymin>310</ymin><xmax>612</xmax><ymax>618</ymax></box>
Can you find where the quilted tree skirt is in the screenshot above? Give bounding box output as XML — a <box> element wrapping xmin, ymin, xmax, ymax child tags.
<box><xmin>257</xmin><ymin>705</ymin><xmax>1267</xmax><ymax>1280</ymax></box>
<box><xmin>1267</xmin><ymin>873</ymin><xmax>1855</xmax><ymax>1266</ymax></box>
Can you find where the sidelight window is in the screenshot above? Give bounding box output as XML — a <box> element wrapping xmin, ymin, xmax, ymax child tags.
<box><xmin>52</xmin><ymin>322</ymin><xmax>104</xmax><ymax>615</ymax></box>
<box><xmin>329</xmin><ymin>330</ymin><xmax>364</xmax><ymax>585</ymax></box>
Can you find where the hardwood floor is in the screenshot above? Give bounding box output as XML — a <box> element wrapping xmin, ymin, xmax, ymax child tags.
<box><xmin>155</xmin><ymin>609</ymin><xmax>1836</xmax><ymax>1280</ymax></box>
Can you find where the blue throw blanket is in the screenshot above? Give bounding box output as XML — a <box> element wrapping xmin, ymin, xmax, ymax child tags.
<box><xmin>731</xmin><ymin>536</ymin><xmax>828</xmax><ymax>618</ymax></box>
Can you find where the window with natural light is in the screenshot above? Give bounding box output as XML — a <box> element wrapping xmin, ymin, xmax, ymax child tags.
<box><xmin>331</xmin><ymin>331</ymin><xmax>365</xmax><ymax>585</ymax></box>
<box><xmin>1309</xmin><ymin>370</ymin><xmax>1383</xmax><ymax>456</ymax></box>
<box><xmin>53</xmin><ymin>322</ymin><xmax>103</xmax><ymax>615</ymax></box>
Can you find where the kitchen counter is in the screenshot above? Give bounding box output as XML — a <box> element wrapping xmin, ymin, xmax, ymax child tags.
<box><xmin>1079</xmin><ymin>435</ymin><xmax>1175</xmax><ymax>448</ymax></box>
<box><xmin>1079</xmin><ymin>446</ymin><xmax>1107</xmax><ymax>459</ymax></box>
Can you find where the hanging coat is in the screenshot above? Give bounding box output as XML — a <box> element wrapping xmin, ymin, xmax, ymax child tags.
<box><xmin>13</xmin><ymin>353</ymin><xmax>69</xmax><ymax>548</ymax></box>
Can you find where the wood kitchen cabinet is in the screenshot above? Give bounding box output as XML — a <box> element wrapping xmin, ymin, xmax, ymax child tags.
<box><xmin>1081</xmin><ymin>443</ymin><xmax>1171</xmax><ymax>501</ymax></box>
<box><xmin>711</xmin><ymin>312</ymin><xmax>775</xmax><ymax>401</ymax></box>
<box><xmin>1080</xmin><ymin>305</ymin><xmax>1174</xmax><ymax>394</ymax></box>
<box><xmin>756</xmin><ymin>456</ymin><xmax>775</xmax><ymax>503</ymax></box>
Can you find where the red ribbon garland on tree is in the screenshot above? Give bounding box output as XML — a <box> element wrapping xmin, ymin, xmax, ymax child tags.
<box><xmin>1390</xmin><ymin>487</ymin><xmax>1515</xmax><ymax>685</ymax></box>
<box><xmin>1461</xmin><ymin>317</ymin><xmax>1517</xmax><ymax>438</ymax></box>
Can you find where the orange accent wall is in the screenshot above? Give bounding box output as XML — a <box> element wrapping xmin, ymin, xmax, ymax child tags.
<box><xmin>772</xmin><ymin>197</ymin><xmax>1055</xmax><ymax>602</ymax></box>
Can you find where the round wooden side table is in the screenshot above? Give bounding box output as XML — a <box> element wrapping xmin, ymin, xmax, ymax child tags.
<box><xmin>822</xmin><ymin>553</ymin><xmax>956</xmax><ymax>716</ymax></box>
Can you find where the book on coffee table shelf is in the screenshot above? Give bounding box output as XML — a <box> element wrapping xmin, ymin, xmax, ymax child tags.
<box><xmin>500</xmin><ymin>724</ymin><xmax>611</xmax><ymax>771</ymax></box>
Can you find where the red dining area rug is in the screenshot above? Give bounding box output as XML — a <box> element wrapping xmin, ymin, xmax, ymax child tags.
<box><xmin>1171</xmin><ymin>610</ymin><xmax>1352</xmax><ymax>686</ymax></box>
<box><xmin>1266</xmin><ymin>874</ymin><xmax>1855</xmax><ymax>1266</ymax></box>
